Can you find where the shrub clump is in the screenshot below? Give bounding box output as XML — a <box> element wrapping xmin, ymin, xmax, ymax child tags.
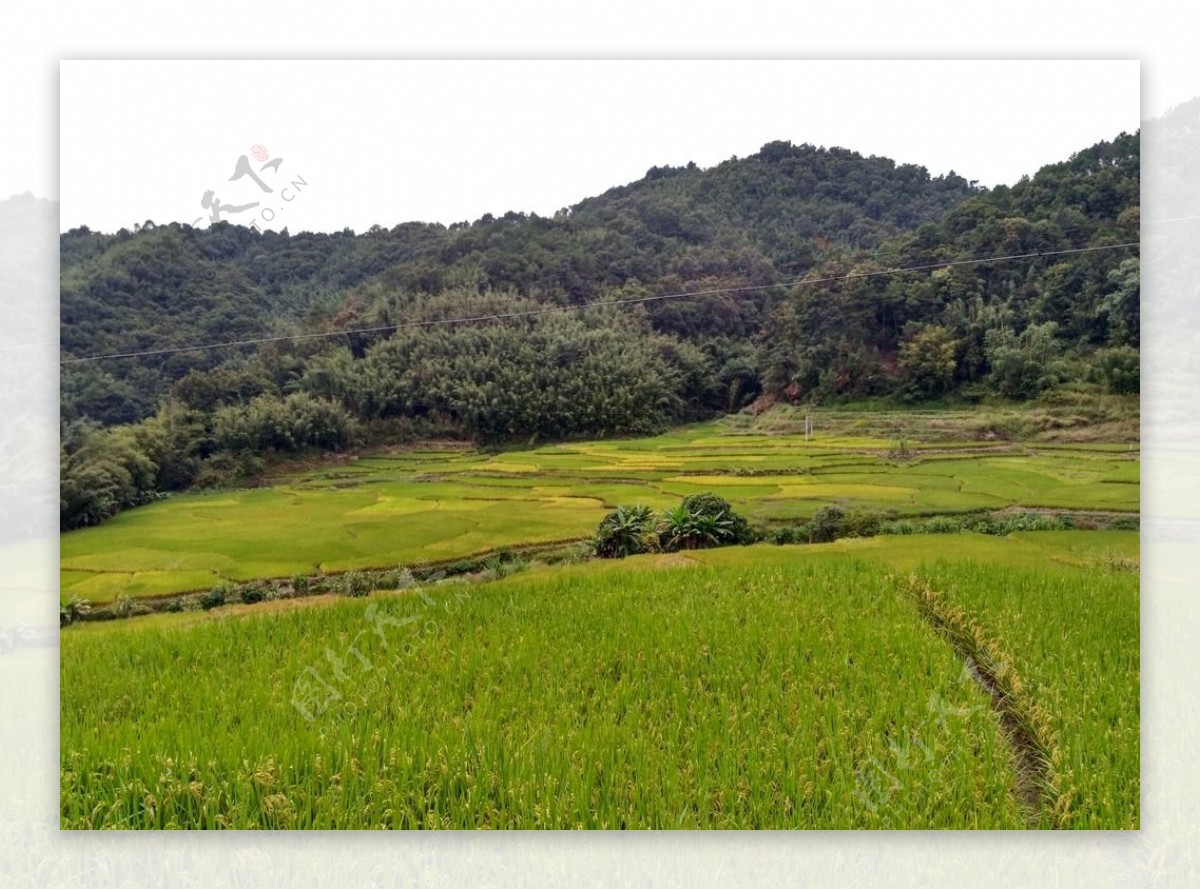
<box><xmin>115</xmin><ymin>594</ymin><xmax>146</xmax><ymax>618</ymax></box>
<box><xmin>881</xmin><ymin>518</ymin><xmax>919</xmax><ymax>536</ymax></box>
<box><xmin>200</xmin><ymin>585</ymin><xmax>230</xmax><ymax>611</ymax></box>
<box><xmin>341</xmin><ymin>571</ymin><xmax>372</xmax><ymax>597</ymax></box>
<box><xmin>544</xmin><ymin>542</ymin><xmax>595</xmax><ymax>566</ymax></box>
<box><xmin>807</xmin><ymin>505</ymin><xmax>845</xmax><ymax>543</ymax></box>
<box><xmin>594</xmin><ymin>494</ymin><xmax>755</xmax><ymax>559</ymax></box>
<box><xmin>595</xmin><ymin>504</ymin><xmax>660</xmax><ymax>559</ymax></box>
<box><xmin>60</xmin><ymin>596</ymin><xmax>92</xmax><ymax>627</ymax></box>
<box><xmin>923</xmin><ymin>515</ymin><xmax>968</xmax><ymax>534</ymax></box>
<box><xmin>839</xmin><ymin>509</ymin><xmax>882</xmax><ymax>539</ymax></box>
<box><xmin>770</xmin><ymin>525</ymin><xmax>806</xmax><ymax>545</ymax></box>
<box><xmin>239</xmin><ymin>585</ymin><xmax>267</xmax><ymax>605</ymax></box>
<box><xmin>445</xmin><ymin>559</ymin><xmax>478</xmax><ymax>576</ymax></box>
<box><xmin>679</xmin><ymin>493</ymin><xmax>757</xmax><ymax>545</ymax></box>
<box><xmin>375</xmin><ymin>570</ymin><xmax>401</xmax><ymax>591</ymax></box>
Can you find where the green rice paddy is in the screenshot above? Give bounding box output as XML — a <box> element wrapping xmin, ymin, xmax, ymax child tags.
<box><xmin>60</xmin><ymin>533</ymin><xmax>1138</xmax><ymax>829</ymax></box>
<box><xmin>59</xmin><ymin>416</ymin><xmax>1138</xmax><ymax>603</ymax></box>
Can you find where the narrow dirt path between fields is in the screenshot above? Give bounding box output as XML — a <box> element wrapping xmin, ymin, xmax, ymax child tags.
<box><xmin>64</xmin><ymin>537</ymin><xmax>593</xmax><ymax>620</ymax></box>
<box><xmin>900</xmin><ymin>575</ymin><xmax>1066</xmax><ymax>828</ymax></box>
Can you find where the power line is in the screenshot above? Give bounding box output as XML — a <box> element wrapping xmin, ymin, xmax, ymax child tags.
<box><xmin>59</xmin><ymin>240</ymin><xmax>1138</xmax><ymax>365</ymax></box>
<box><xmin>1140</xmin><ymin>214</ymin><xmax>1200</xmax><ymax>225</ymax></box>
<box><xmin>0</xmin><ymin>340</ymin><xmax>57</xmax><ymax>353</ymax></box>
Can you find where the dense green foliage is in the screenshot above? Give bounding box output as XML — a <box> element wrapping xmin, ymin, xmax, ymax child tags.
<box><xmin>759</xmin><ymin>133</ymin><xmax>1139</xmax><ymax>402</ymax></box>
<box><xmin>595</xmin><ymin>492</ymin><xmax>752</xmax><ymax>557</ymax></box>
<box><xmin>60</xmin><ymin>132</ymin><xmax>1139</xmax><ymax>530</ymax></box>
<box><xmin>595</xmin><ymin>504</ymin><xmax>660</xmax><ymax>559</ymax></box>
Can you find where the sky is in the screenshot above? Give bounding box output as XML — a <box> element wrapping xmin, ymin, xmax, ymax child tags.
<box><xmin>4</xmin><ymin>3</ymin><xmax>1198</xmax><ymax>234</ymax></box>
<box><xmin>58</xmin><ymin>59</ymin><xmax>1141</xmax><ymax>234</ymax></box>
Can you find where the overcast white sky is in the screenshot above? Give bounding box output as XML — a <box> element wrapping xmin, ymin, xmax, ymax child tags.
<box><xmin>58</xmin><ymin>59</ymin><xmax>1140</xmax><ymax>234</ymax></box>
<box><xmin>0</xmin><ymin>1</ymin><xmax>1193</xmax><ymax>236</ymax></box>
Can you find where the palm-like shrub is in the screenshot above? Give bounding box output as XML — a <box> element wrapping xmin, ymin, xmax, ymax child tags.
<box><xmin>595</xmin><ymin>504</ymin><xmax>659</xmax><ymax>559</ymax></box>
<box><xmin>683</xmin><ymin>510</ymin><xmax>735</xmax><ymax>549</ymax></box>
<box><xmin>681</xmin><ymin>492</ymin><xmax>755</xmax><ymax>544</ymax></box>
<box><xmin>658</xmin><ymin>504</ymin><xmax>694</xmax><ymax>551</ymax></box>
<box><xmin>660</xmin><ymin>504</ymin><xmax>736</xmax><ymax>550</ymax></box>
<box><xmin>597</xmin><ymin>494</ymin><xmax>754</xmax><ymax>558</ymax></box>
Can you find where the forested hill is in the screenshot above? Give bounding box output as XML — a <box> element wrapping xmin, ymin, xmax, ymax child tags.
<box><xmin>60</xmin><ymin>141</ymin><xmax>980</xmax><ymax>425</ymax></box>
<box><xmin>758</xmin><ymin>132</ymin><xmax>1140</xmax><ymax>402</ymax></box>
<box><xmin>59</xmin><ymin>132</ymin><xmax>1139</xmax><ymax>531</ymax></box>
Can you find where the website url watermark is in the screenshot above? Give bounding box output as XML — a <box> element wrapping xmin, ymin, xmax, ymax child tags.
<box><xmin>290</xmin><ymin>561</ymin><xmax>474</xmax><ymax>724</ymax></box>
<box><xmin>194</xmin><ymin>144</ymin><xmax>309</xmax><ymax>231</ymax></box>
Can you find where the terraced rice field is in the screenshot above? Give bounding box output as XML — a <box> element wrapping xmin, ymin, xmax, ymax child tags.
<box><xmin>59</xmin><ymin>415</ymin><xmax>1138</xmax><ymax>603</ymax></box>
